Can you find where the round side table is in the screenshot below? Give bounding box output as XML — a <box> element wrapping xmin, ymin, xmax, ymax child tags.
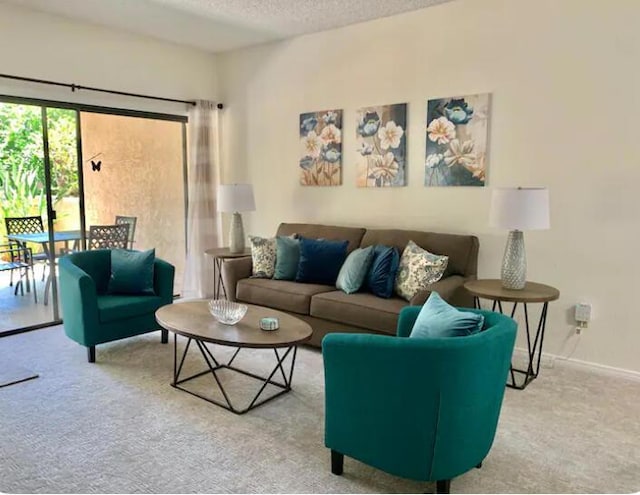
<box><xmin>205</xmin><ymin>247</ymin><xmax>251</xmax><ymax>299</ymax></box>
<box><xmin>464</xmin><ymin>279</ymin><xmax>560</xmax><ymax>390</ymax></box>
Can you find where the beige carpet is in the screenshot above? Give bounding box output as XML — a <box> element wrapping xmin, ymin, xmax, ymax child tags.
<box><xmin>0</xmin><ymin>326</ymin><xmax>639</xmax><ymax>494</ymax></box>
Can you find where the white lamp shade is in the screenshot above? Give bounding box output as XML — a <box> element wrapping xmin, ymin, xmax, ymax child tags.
<box><xmin>490</xmin><ymin>187</ymin><xmax>550</xmax><ymax>230</ymax></box>
<box><xmin>217</xmin><ymin>184</ymin><xmax>256</xmax><ymax>213</ymax></box>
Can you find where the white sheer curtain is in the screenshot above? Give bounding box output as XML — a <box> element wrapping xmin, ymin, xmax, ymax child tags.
<box><xmin>182</xmin><ymin>100</ymin><xmax>222</xmax><ymax>299</ymax></box>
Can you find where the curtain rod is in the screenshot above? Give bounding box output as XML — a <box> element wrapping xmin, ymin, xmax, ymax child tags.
<box><xmin>0</xmin><ymin>73</ymin><xmax>223</xmax><ymax>109</ymax></box>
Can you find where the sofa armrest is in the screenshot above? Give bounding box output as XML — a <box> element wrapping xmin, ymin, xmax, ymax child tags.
<box><xmin>221</xmin><ymin>256</ymin><xmax>252</xmax><ymax>302</ymax></box>
<box><xmin>154</xmin><ymin>258</ymin><xmax>175</xmax><ymax>305</ymax></box>
<box><xmin>409</xmin><ymin>275</ymin><xmax>466</xmax><ymax>306</ymax></box>
<box><xmin>59</xmin><ymin>256</ymin><xmax>100</xmax><ymax>347</ymax></box>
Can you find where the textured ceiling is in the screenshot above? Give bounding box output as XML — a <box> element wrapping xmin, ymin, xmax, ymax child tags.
<box><xmin>0</xmin><ymin>0</ymin><xmax>452</xmax><ymax>52</ymax></box>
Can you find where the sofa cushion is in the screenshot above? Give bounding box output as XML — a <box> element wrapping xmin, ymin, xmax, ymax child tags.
<box><xmin>97</xmin><ymin>294</ymin><xmax>164</xmax><ymax>323</ymax></box>
<box><xmin>365</xmin><ymin>245</ymin><xmax>400</xmax><ymax>298</ymax></box>
<box><xmin>249</xmin><ymin>235</ymin><xmax>277</xmax><ymax>278</ymax></box>
<box><xmin>276</xmin><ymin>223</ymin><xmax>365</xmax><ymax>253</ymax></box>
<box><xmin>410</xmin><ymin>291</ymin><xmax>484</xmax><ymax>338</ymax></box>
<box><xmin>360</xmin><ymin>229</ymin><xmax>478</xmax><ymax>277</ymax></box>
<box><xmin>296</xmin><ymin>237</ymin><xmax>348</xmax><ymax>285</ymax></box>
<box><xmin>108</xmin><ymin>248</ymin><xmax>155</xmax><ymax>295</ymax></box>
<box><xmin>310</xmin><ymin>291</ymin><xmax>408</xmax><ymax>335</ymax></box>
<box><xmin>237</xmin><ymin>278</ymin><xmax>335</xmax><ymax>315</ymax></box>
<box><xmin>274</xmin><ymin>236</ymin><xmax>300</xmax><ymax>280</ymax></box>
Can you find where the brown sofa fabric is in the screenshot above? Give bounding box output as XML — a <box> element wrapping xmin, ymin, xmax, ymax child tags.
<box><xmin>295</xmin><ymin>313</ymin><xmax>391</xmax><ymax>347</ymax></box>
<box><xmin>359</xmin><ymin>229</ymin><xmax>479</xmax><ymax>278</ymax></box>
<box><xmin>276</xmin><ymin>223</ymin><xmax>366</xmax><ymax>253</ymax></box>
<box><xmin>221</xmin><ymin>256</ymin><xmax>252</xmax><ymax>302</ymax></box>
<box><xmin>310</xmin><ymin>291</ymin><xmax>408</xmax><ymax>335</ymax></box>
<box><xmin>236</xmin><ymin>278</ymin><xmax>335</xmax><ymax>315</ymax></box>
<box><xmin>409</xmin><ymin>275</ymin><xmax>471</xmax><ymax>307</ymax></box>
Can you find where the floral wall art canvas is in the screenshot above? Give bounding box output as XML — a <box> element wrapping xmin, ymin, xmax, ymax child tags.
<box><xmin>356</xmin><ymin>103</ymin><xmax>407</xmax><ymax>187</ymax></box>
<box><xmin>299</xmin><ymin>109</ymin><xmax>342</xmax><ymax>186</ymax></box>
<box><xmin>425</xmin><ymin>93</ymin><xmax>490</xmax><ymax>187</ymax></box>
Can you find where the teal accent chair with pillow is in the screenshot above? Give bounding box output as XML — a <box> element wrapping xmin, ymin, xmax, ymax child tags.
<box><xmin>59</xmin><ymin>249</ymin><xmax>175</xmax><ymax>363</ymax></box>
<box><xmin>322</xmin><ymin>306</ymin><xmax>516</xmax><ymax>494</ymax></box>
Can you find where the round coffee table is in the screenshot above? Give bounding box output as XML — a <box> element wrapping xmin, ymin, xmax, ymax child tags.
<box><xmin>156</xmin><ymin>300</ymin><xmax>313</xmax><ymax>414</ymax></box>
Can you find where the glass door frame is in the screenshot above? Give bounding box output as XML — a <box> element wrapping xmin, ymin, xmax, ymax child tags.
<box><xmin>0</xmin><ymin>93</ymin><xmax>188</xmax><ymax>338</ymax></box>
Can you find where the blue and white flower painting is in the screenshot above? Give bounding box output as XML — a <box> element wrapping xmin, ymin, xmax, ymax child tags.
<box><xmin>299</xmin><ymin>109</ymin><xmax>342</xmax><ymax>186</ymax></box>
<box><xmin>425</xmin><ymin>93</ymin><xmax>490</xmax><ymax>187</ymax></box>
<box><xmin>356</xmin><ymin>103</ymin><xmax>407</xmax><ymax>187</ymax></box>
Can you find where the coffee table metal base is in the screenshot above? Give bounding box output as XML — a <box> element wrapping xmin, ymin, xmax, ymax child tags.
<box><xmin>171</xmin><ymin>333</ymin><xmax>298</xmax><ymax>415</ymax></box>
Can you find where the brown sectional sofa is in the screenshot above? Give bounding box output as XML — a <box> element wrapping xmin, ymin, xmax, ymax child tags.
<box><xmin>222</xmin><ymin>223</ymin><xmax>479</xmax><ymax>347</ymax></box>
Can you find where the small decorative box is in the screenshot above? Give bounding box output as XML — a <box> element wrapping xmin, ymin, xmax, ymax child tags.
<box><xmin>259</xmin><ymin>317</ymin><xmax>279</xmax><ymax>331</ymax></box>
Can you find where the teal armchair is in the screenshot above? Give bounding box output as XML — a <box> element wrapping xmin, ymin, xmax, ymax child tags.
<box><xmin>59</xmin><ymin>249</ymin><xmax>175</xmax><ymax>363</ymax></box>
<box><xmin>322</xmin><ymin>306</ymin><xmax>516</xmax><ymax>493</ymax></box>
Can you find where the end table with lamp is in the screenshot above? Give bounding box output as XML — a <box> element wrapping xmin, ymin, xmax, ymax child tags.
<box><xmin>205</xmin><ymin>247</ymin><xmax>251</xmax><ymax>300</ymax></box>
<box><xmin>476</xmin><ymin>186</ymin><xmax>560</xmax><ymax>389</ymax></box>
<box><xmin>464</xmin><ymin>279</ymin><xmax>559</xmax><ymax>390</ymax></box>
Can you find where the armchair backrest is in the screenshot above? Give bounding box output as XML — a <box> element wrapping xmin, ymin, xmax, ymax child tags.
<box><xmin>323</xmin><ymin>307</ymin><xmax>516</xmax><ymax>482</ymax></box>
<box><xmin>65</xmin><ymin>249</ymin><xmax>112</xmax><ymax>294</ymax></box>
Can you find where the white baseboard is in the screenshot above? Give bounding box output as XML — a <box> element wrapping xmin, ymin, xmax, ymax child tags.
<box><xmin>512</xmin><ymin>346</ymin><xmax>640</xmax><ymax>382</ymax></box>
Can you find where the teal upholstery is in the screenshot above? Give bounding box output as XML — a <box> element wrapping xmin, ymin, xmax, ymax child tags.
<box><xmin>59</xmin><ymin>249</ymin><xmax>175</xmax><ymax>362</ymax></box>
<box><xmin>322</xmin><ymin>306</ymin><xmax>516</xmax><ymax>491</ymax></box>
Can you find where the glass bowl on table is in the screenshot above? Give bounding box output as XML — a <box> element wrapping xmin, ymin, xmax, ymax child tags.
<box><xmin>208</xmin><ymin>299</ymin><xmax>248</xmax><ymax>325</ymax></box>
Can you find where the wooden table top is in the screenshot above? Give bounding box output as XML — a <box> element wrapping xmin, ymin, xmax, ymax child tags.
<box><xmin>204</xmin><ymin>247</ymin><xmax>251</xmax><ymax>259</ymax></box>
<box><xmin>155</xmin><ymin>300</ymin><xmax>313</xmax><ymax>349</ymax></box>
<box><xmin>464</xmin><ymin>279</ymin><xmax>560</xmax><ymax>303</ymax></box>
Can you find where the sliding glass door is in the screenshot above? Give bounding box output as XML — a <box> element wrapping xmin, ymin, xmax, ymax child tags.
<box><xmin>0</xmin><ymin>97</ymin><xmax>187</xmax><ymax>336</ymax></box>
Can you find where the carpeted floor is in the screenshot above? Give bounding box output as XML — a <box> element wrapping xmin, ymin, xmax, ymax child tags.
<box><xmin>1</xmin><ymin>326</ymin><xmax>639</xmax><ymax>494</ymax></box>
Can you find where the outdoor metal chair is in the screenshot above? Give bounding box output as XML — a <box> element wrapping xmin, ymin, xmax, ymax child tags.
<box><xmin>88</xmin><ymin>224</ymin><xmax>130</xmax><ymax>250</ymax></box>
<box><xmin>0</xmin><ymin>244</ymin><xmax>37</xmax><ymax>302</ymax></box>
<box><xmin>115</xmin><ymin>215</ymin><xmax>137</xmax><ymax>249</ymax></box>
<box><xmin>4</xmin><ymin>216</ymin><xmax>49</xmax><ymax>284</ymax></box>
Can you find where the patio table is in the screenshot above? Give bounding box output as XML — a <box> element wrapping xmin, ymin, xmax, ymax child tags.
<box><xmin>6</xmin><ymin>230</ymin><xmax>85</xmax><ymax>305</ymax></box>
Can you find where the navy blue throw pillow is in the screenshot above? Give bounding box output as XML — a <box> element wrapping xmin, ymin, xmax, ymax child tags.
<box><xmin>296</xmin><ymin>237</ymin><xmax>348</xmax><ymax>285</ymax></box>
<box><xmin>366</xmin><ymin>245</ymin><xmax>400</xmax><ymax>298</ymax></box>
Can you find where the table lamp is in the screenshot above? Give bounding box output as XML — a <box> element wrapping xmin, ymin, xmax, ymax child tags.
<box><xmin>217</xmin><ymin>184</ymin><xmax>256</xmax><ymax>254</ymax></box>
<box><xmin>490</xmin><ymin>187</ymin><xmax>550</xmax><ymax>290</ymax></box>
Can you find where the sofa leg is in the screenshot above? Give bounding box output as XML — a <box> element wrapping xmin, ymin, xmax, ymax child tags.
<box><xmin>87</xmin><ymin>346</ymin><xmax>96</xmax><ymax>363</ymax></box>
<box><xmin>331</xmin><ymin>450</ymin><xmax>343</xmax><ymax>476</ymax></box>
<box><xmin>436</xmin><ymin>479</ymin><xmax>451</xmax><ymax>494</ymax></box>
<box><xmin>161</xmin><ymin>329</ymin><xmax>168</xmax><ymax>344</ymax></box>
<box><xmin>476</xmin><ymin>461</ymin><xmax>482</xmax><ymax>469</ymax></box>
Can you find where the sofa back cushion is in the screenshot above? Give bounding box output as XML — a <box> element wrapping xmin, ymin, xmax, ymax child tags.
<box><xmin>359</xmin><ymin>229</ymin><xmax>479</xmax><ymax>277</ymax></box>
<box><xmin>276</xmin><ymin>223</ymin><xmax>365</xmax><ymax>253</ymax></box>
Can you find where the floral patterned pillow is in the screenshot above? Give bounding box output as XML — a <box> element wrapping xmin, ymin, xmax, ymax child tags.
<box><xmin>394</xmin><ymin>240</ymin><xmax>449</xmax><ymax>301</ymax></box>
<box><xmin>249</xmin><ymin>235</ymin><xmax>277</xmax><ymax>278</ymax></box>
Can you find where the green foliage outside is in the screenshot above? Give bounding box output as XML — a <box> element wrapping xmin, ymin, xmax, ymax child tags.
<box><xmin>0</xmin><ymin>103</ymin><xmax>78</xmax><ymax>241</ymax></box>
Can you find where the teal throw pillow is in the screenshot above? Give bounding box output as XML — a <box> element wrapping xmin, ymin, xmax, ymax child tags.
<box><xmin>336</xmin><ymin>246</ymin><xmax>374</xmax><ymax>294</ymax></box>
<box><xmin>409</xmin><ymin>291</ymin><xmax>483</xmax><ymax>338</ymax></box>
<box><xmin>108</xmin><ymin>248</ymin><xmax>155</xmax><ymax>295</ymax></box>
<box><xmin>274</xmin><ymin>236</ymin><xmax>300</xmax><ymax>280</ymax></box>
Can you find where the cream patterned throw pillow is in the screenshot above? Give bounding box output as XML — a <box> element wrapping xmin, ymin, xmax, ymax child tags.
<box><xmin>249</xmin><ymin>235</ymin><xmax>277</xmax><ymax>278</ymax></box>
<box><xmin>394</xmin><ymin>240</ymin><xmax>449</xmax><ymax>301</ymax></box>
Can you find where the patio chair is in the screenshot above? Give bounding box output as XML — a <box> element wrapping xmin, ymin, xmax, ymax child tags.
<box><xmin>88</xmin><ymin>224</ymin><xmax>129</xmax><ymax>250</ymax></box>
<box><xmin>4</xmin><ymin>216</ymin><xmax>49</xmax><ymax>283</ymax></box>
<box><xmin>0</xmin><ymin>243</ymin><xmax>37</xmax><ymax>302</ymax></box>
<box><xmin>115</xmin><ymin>215</ymin><xmax>137</xmax><ymax>249</ymax></box>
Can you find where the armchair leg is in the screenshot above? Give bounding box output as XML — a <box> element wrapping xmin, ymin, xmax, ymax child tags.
<box><xmin>161</xmin><ymin>329</ymin><xmax>168</xmax><ymax>344</ymax></box>
<box><xmin>87</xmin><ymin>346</ymin><xmax>96</xmax><ymax>363</ymax></box>
<box><xmin>476</xmin><ymin>461</ymin><xmax>482</xmax><ymax>469</ymax></box>
<box><xmin>436</xmin><ymin>479</ymin><xmax>451</xmax><ymax>494</ymax></box>
<box><xmin>331</xmin><ymin>450</ymin><xmax>343</xmax><ymax>476</ymax></box>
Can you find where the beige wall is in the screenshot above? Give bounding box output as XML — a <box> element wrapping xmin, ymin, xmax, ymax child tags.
<box><xmin>0</xmin><ymin>2</ymin><xmax>217</xmax><ymax>114</ymax></box>
<box><xmin>218</xmin><ymin>0</ymin><xmax>640</xmax><ymax>373</ymax></box>
<box><xmin>81</xmin><ymin>113</ymin><xmax>186</xmax><ymax>293</ymax></box>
